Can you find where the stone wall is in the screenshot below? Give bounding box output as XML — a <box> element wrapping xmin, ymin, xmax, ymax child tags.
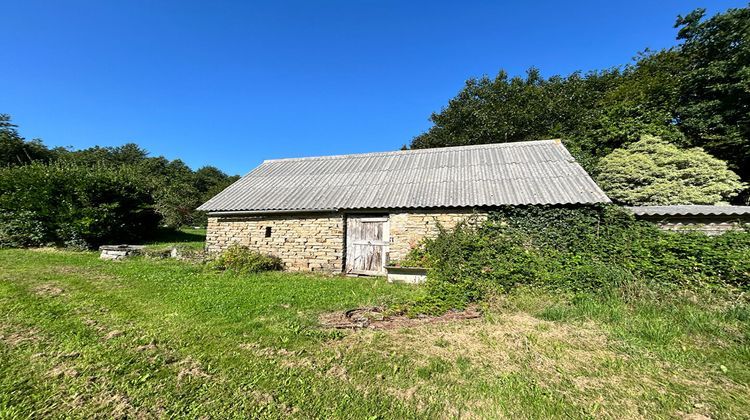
<box><xmin>388</xmin><ymin>209</ymin><xmax>487</xmax><ymax>262</ymax></box>
<box><xmin>205</xmin><ymin>208</ymin><xmax>488</xmax><ymax>273</ymax></box>
<box><xmin>205</xmin><ymin>213</ymin><xmax>344</xmax><ymax>273</ymax></box>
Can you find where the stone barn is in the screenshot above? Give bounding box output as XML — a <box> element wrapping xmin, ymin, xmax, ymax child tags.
<box><xmin>197</xmin><ymin>139</ymin><xmax>610</xmax><ymax>275</ymax></box>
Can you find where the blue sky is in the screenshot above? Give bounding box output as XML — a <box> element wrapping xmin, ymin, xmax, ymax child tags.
<box><xmin>2</xmin><ymin>1</ymin><xmax>745</xmax><ymax>175</ymax></box>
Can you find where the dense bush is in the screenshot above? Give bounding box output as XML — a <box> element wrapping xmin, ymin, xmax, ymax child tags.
<box><xmin>0</xmin><ymin>210</ymin><xmax>47</xmax><ymax>248</ymax></box>
<box><xmin>597</xmin><ymin>135</ymin><xmax>744</xmax><ymax>205</ymax></box>
<box><xmin>406</xmin><ymin>205</ymin><xmax>750</xmax><ymax>313</ymax></box>
<box><xmin>208</xmin><ymin>244</ymin><xmax>283</xmax><ymax>273</ymax></box>
<box><xmin>0</xmin><ymin>162</ymin><xmax>160</xmax><ymax>248</ymax></box>
<box><xmin>2</xmin><ymin>115</ymin><xmax>240</xmax><ymax>232</ymax></box>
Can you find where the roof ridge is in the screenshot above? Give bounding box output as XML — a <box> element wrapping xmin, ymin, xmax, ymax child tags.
<box><xmin>262</xmin><ymin>139</ymin><xmax>562</xmax><ymax>163</ymax></box>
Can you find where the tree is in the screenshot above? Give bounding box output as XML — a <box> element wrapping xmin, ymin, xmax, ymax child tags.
<box><xmin>407</xmin><ymin>5</ymin><xmax>750</xmax><ymax>201</ymax></box>
<box><xmin>674</xmin><ymin>6</ymin><xmax>750</xmax><ymax>181</ymax></box>
<box><xmin>0</xmin><ymin>114</ymin><xmax>56</xmax><ymax>166</ymax></box>
<box><xmin>588</xmin><ymin>50</ymin><xmax>686</xmax><ymax>158</ymax></box>
<box><xmin>0</xmin><ymin>162</ymin><xmax>160</xmax><ymax>248</ymax></box>
<box><xmin>410</xmin><ymin>68</ymin><xmax>618</xmax><ymax>151</ymax></box>
<box><xmin>1</xmin><ymin>114</ymin><xmax>241</xmax><ymax>231</ymax></box>
<box><xmin>596</xmin><ymin>135</ymin><xmax>745</xmax><ymax>205</ymax></box>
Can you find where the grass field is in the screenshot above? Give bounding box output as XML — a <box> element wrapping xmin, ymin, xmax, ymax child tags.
<box><xmin>1</xmin><ymin>244</ymin><xmax>748</xmax><ymax>418</ymax></box>
<box><xmin>141</xmin><ymin>227</ymin><xmax>207</xmax><ymax>250</ymax></box>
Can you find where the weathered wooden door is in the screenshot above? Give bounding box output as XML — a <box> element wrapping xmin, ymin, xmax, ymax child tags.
<box><xmin>346</xmin><ymin>215</ymin><xmax>389</xmax><ymax>275</ymax></box>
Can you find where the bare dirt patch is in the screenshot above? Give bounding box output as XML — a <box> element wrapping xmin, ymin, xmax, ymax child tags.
<box><xmin>319</xmin><ymin>306</ymin><xmax>482</xmax><ymax>330</ymax></box>
<box><xmin>177</xmin><ymin>357</ymin><xmax>210</xmax><ymax>381</ymax></box>
<box><xmin>0</xmin><ymin>325</ymin><xmax>42</xmax><ymax>347</ymax></box>
<box><xmin>103</xmin><ymin>330</ymin><xmax>124</xmax><ymax>340</ymax></box>
<box><xmin>47</xmin><ymin>364</ymin><xmax>80</xmax><ymax>379</ymax></box>
<box><xmin>43</xmin><ymin>265</ymin><xmax>118</xmax><ymax>284</ymax></box>
<box><xmin>136</xmin><ymin>343</ymin><xmax>158</xmax><ymax>352</ymax></box>
<box><xmin>34</xmin><ymin>283</ymin><xmax>65</xmax><ymax>297</ymax></box>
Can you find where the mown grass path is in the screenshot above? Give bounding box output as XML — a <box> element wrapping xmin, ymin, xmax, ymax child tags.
<box><xmin>1</xmin><ymin>249</ymin><xmax>748</xmax><ymax>418</ymax></box>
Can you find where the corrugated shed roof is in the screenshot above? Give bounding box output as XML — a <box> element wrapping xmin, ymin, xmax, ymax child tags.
<box><xmin>198</xmin><ymin>139</ymin><xmax>610</xmax><ymax>213</ymax></box>
<box><xmin>628</xmin><ymin>205</ymin><xmax>750</xmax><ymax>217</ymax></box>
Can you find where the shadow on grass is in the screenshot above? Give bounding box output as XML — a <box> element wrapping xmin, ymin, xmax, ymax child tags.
<box><xmin>141</xmin><ymin>227</ymin><xmax>206</xmax><ymax>248</ymax></box>
<box><xmin>155</xmin><ymin>228</ymin><xmax>205</xmax><ymax>242</ymax></box>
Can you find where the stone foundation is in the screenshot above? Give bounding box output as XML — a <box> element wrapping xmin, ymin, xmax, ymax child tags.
<box><xmin>206</xmin><ymin>213</ymin><xmax>344</xmax><ymax>273</ymax></box>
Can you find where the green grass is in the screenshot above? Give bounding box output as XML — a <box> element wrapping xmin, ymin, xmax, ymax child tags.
<box><xmin>1</xmin><ymin>249</ymin><xmax>748</xmax><ymax>418</ymax></box>
<box><xmin>140</xmin><ymin>227</ymin><xmax>207</xmax><ymax>250</ymax></box>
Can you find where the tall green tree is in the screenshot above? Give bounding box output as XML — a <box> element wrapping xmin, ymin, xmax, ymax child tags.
<box><xmin>0</xmin><ymin>114</ymin><xmax>56</xmax><ymax>166</ymax></box>
<box><xmin>410</xmin><ymin>68</ymin><xmax>618</xmax><ymax>150</ymax></box>
<box><xmin>409</xmin><ymin>5</ymin><xmax>750</xmax><ymax>199</ymax></box>
<box><xmin>588</xmin><ymin>50</ymin><xmax>686</xmax><ymax>158</ymax></box>
<box><xmin>674</xmin><ymin>6</ymin><xmax>750</xmax><ymax>180</ymax></box>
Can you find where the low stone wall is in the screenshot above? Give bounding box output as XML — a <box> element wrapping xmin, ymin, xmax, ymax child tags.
<box><xmin>206</xmin><ymin>213</ymin><xmax>344</xmax><ymax>273</ymax></box>
<box><xmin>388</xmin><ymin>209</ymin><xmax>487</xmax><ymax>262</ymax></box>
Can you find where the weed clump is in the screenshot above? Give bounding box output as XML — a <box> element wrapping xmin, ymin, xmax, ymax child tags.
<box><xmin>208</xmin><ymin>243</ymin><xmax>283</xmax><ymax>273</ymax></box>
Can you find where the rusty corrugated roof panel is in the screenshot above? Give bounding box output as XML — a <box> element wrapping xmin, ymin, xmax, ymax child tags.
<box><xmin>197</xmin><ymin>139</ymin><xmax>610</xmax><ymax>213</ymax></box>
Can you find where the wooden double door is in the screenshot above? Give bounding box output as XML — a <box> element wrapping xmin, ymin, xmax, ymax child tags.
<box><xmin>345</xmin><ymin>215</ymin><xmax>389</xmax><ymax>275</ymax></box>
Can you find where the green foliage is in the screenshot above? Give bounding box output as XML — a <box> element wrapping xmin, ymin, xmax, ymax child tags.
<box><xmin>409</xmin><ymin>6</ymin><xmax>750</xmax><ymax>201</ymax></box>
<box><xmin>0</xmin><ymin>162</ymin><xmax>160</xmax><ymax>248</ymax></box>
<box><xmin>590</xmin><ymin>50</ymin><xmax>686</xmax><ymax>155</ymax></box>
<box><xmin>675</xmin><ymin>7</ymin><xmax>750</xmax><ymax>181</ymax></box>
<box><xmin>58</xmin><ymin>141</ymin><xmax>239</xmax><ymax>228</ymax></box>
<box><xmin>409</xmin><ymin>68</ymin><xmax>620</xmax><ymax>171</ymax></box>
<box><xmin>407</xmin><ymin>205</ymin><xmax>750</xmax><ymax>313</ymax></box>
<box><xmin>208</xmin><ymin>243</ymin><xmax>283</xmax><ymax>273</ymax></box>
<box><xmin>0</xmin><ymin>115</ymin><xmax>239</xmax><ymax>234</ymax></box>
<box><xmin>0</xmin><ymin>114</ymin><xmax>56</xmax><ymax>166</ymax></box>
<box><xmin>597</xmin><ymin>135</ymin><xmax>745</xmax><ymax>205</ymax></box>
<box><xmin>0</xmin><ymin>210</ymin><xmax>47</xmax><ymax>247</ymax></box>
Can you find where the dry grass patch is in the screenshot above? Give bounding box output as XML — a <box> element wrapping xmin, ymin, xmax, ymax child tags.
<box><xmin>319</xmin><ymin>306</ymin><xmax>482</xmax><ymax>330</ymax></box>
<box><xmin>334</xmin><ymin>312</ymin><xmax>612</xmax><ymax>375</ymax></box>
<box><xmin>321</xmin><ymin>309</ymin><xmax>747</xmax><ymax>419</ymax></box>
<box><xmin>33</xmin><ymin>283</ymin><xmax>65</xmax><ymax>297</ymax></box>
<box><xmin>0</xmin><ymin>324</ymin><xmax>42</xmax><ymax>348</ymax></box>
<box><xmin>176</xmin><ymin>357</ymin><xmax>211</xmax><ymax>382</ymax></box>
<box><xmin>44</xmin><ymin>264</ymin><xmax>118</xmax><ymax>283</ymax></box>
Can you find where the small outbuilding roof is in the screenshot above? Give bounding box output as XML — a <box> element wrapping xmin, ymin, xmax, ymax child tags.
<box><xmin>627</xmin><ymin>205</ymin><xmax>750</xmax><ymax>217</ymax></box>
<box><xmin>198</xmin><ymin>139</ymin><xmax>610</xmax><ymax>213</ymax></box>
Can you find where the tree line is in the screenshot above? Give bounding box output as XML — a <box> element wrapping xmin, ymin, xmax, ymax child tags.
<box><xmin>0</xmin><ymin>114</ymin><xmax>238</xmax><ymax>248</ymax></box>
<box><xmin>2</xmin><ymin>5</ymin><xmax>748</xmax><ymax>248</ymax></box>
<box><xmin>409</xmin><ymin>6</ymin><xmax>749</xmax><ymax>204</ymax></box>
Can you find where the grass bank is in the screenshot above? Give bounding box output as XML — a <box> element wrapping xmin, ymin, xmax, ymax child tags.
<box><xmin>1</xmin><ymin>249</ymin><xmax>748</xmax><ymax>418</ymax></box>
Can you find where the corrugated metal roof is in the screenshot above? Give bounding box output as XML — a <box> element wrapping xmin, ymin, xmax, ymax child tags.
<box><xmin>628</xmin><ymin>205</ymin><xmax>750</xmax><ymax>217</ymax></box>
<box><xmin>198</xmin><ymin>139</ymin><xmax>610</xmax><ymax>213</ymax></box>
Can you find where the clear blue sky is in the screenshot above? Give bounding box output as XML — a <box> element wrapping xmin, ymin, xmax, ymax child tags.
<box><xmin>2</xmin><ymin>1</ymin><xmax>745</xmax><ymax>175</ymax></box>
